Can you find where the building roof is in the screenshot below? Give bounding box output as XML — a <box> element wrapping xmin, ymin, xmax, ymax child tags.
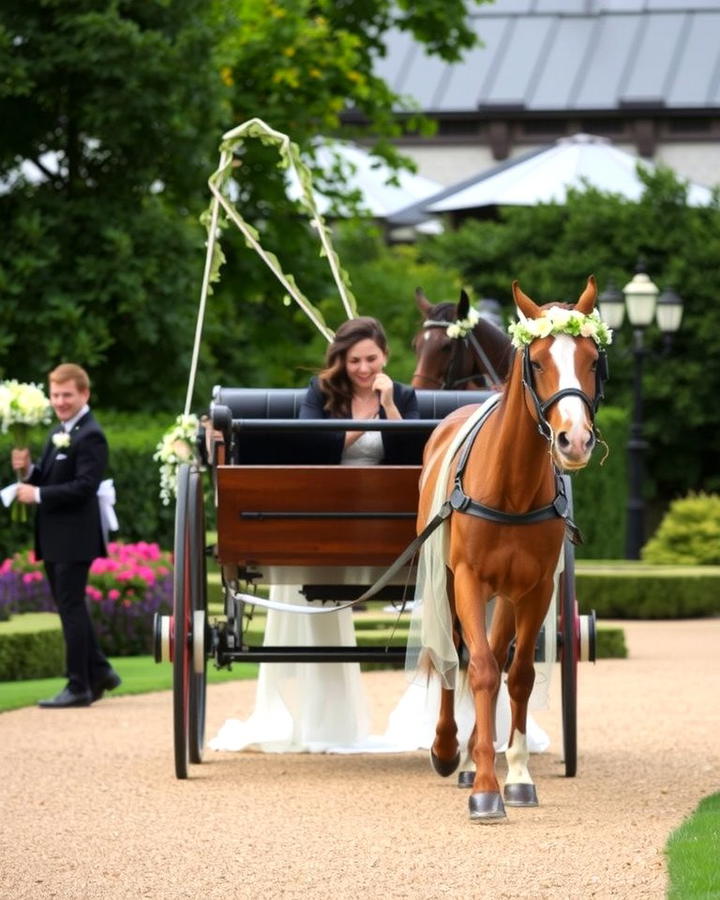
<box><xmin>389</xmin><ymin>133</ymin><xmax>714</xmax><ymax>222</ymax></box>
<box><xmin>375</xmin><ymin>0</ymin><xmax>720</xmax><ymax>113</ymax></box>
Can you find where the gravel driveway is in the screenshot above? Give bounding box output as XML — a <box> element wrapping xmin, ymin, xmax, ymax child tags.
<box><xmin>1</xmin><ymin>619</ymin><xmax>718</xmax><ymax>899</ymax></box>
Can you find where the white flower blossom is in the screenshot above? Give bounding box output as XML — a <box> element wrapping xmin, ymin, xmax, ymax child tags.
<box><xmin>0</xmin><ymin>380</ymin><xmax>52</xmax><ymax>432</ymax></box>
<box><xmin>445</xmin><ymin>307</ymin><xmax>482</xmax><ymax>340</ymax></box>
<box><xmin>52</xmin><ymin>432</ymin><xmax>71</xmax><ymax>449</ymax></box>
<box><xmin>153</xmin><ymin>414</ymin><xmax>201</xmax><ymax>505</ymax></box>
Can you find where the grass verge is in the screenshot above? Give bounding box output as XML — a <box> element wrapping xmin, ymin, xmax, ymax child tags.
<box><xmin>0</xmin><ymin>656</ymin><xmax>258</xmax><ymax>714</ymax></box>
<box><xmin>666</xmin><ymin>793</ymin><xmax>720</xmax><ymax>898</ymax></box>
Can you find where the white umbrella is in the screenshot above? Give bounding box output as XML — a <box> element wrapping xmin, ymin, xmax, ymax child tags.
<box><xmin>427</xmin><ymin>134</ymin><xmax>714</xmax><ymax>212</ymax></box>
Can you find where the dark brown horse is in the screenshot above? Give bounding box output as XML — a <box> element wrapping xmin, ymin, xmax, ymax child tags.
<box><xmin>415</xmin><ymin>276</ymin><xmax>607</xmax><ymax>821</ymax></box>
<box><xmin>412</xmin><ymin>288</ymin><xmax>514</xmax><ymax>391</ymax></box>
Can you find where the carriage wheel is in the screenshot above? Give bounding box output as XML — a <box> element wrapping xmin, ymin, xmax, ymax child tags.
<box><xmin>559</xmin><ymin>535</ymin><xmax>578</xmax><ymax>778</ymax></box>
<box><xmin>172</xmin><ymin>464</ymin><xmax>192</xmax><ymax>779</ymax></box>
<box><xmin>187</xmin><ymin>467</ymin><xmax>208</xmax><ymax>765</ymax></box>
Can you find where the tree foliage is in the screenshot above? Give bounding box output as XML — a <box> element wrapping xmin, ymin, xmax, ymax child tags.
<box><xmin>418</xmin><ymin>169</ymin><xmax>720</xmax><ymax>500</ymax></box>
<box><xmin>0</xmin><ymin>0</ymin><xmax>485</xmax><ymax>411</ymax></box>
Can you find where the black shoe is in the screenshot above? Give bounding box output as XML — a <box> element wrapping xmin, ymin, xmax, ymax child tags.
<box><xmin>91</xmin><ymin>670</ymin><xmax>122</xmax><ymax>702</ymax></box>
<box><xmin>38</xmin><ymin>686</ymin><xmax>93</xmax><ymax>708</ymax></box>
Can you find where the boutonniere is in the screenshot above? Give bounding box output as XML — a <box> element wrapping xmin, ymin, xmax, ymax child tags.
<box><xmin>52</xmin><ymin>432</ymin><xmax>71</xmax><ymax>449</ymax></box>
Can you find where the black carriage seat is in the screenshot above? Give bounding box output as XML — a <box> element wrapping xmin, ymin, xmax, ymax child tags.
<box><xmin>210</xmin><ymin>386</ymin><xmax>494</xmax><ymax>465</ymax></box>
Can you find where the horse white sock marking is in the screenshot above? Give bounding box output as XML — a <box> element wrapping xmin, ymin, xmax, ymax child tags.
<box><xmin>505</xmin><ymin>729</ymin><xmax>533</xmax><ymax>785</ymax></box>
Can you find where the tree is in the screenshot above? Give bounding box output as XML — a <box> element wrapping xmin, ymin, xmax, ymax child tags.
<box><xmin>418</xmin><ymin>169</ymin><xmax>720</xmax><ymax>500</ymax></box>
<box><xmin>0</xmin><ymin>0</ymin><xmax>230</xmax><ymax>409</ymax></box>
<box><xmin>0</xmin><ymin>0</ymin><xmax>487</xmax><ymax>411</ymax></box>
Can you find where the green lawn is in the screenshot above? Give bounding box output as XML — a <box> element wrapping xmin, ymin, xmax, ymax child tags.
<box><xmin>0</xmin><ymin>655</ymin><xmax>259</xmax><ymax>713</ymax></box>
<box><xmin>666</xmin><ymin>793</ymin><xmax>720</xmax><ymax>898</ymax></box>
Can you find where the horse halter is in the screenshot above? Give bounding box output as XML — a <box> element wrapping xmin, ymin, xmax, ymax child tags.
<box><xmin>414</xmin><ymin>320</ymin><xmax>504</xmax><ymax>390</ymax></box>
<box><xmin>521</xmin><ymin>344</ymin><xmax>609</xmax><ymax>441</ymax></box>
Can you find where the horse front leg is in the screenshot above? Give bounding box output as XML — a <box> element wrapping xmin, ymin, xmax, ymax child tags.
<box><xmin>459</xmin><ymin>595</ymin><xmax>516</xmax><ymax>789</ymax></box>
<box><xmin>430</xmin><ymin>568</ymin><xmax>460</xmax><ymax>777</ymax></box>
<box><xmin>503</xmin><ymin>584</ymin><xmax>553</xmax><ymax>808</ymax></box>
<box><xmin>454</xmin><ymin>567</ymin><xmax>505</xmax><ymax>822</ymax></box>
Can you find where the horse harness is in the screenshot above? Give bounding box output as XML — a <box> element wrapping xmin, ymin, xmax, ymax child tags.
<box><xmin>229</xmin><ymin>345</ymin><xmax>607</xmax><ymax>615</ymax></box>
<box><xmin>418</xmin><ymin>319</ymin><xmax>505</xmax><ymax>390</ymax></box>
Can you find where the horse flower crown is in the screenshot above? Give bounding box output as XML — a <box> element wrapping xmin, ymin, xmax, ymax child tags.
<box><xmin>508</xmin><ymin>307</ymin><xmax>613</xmax><ymax>349</ymax></box>
<box><xmin>445</xmin><ymin>308</ymin><xmax>480</xmax><ymax>339</ymax></box>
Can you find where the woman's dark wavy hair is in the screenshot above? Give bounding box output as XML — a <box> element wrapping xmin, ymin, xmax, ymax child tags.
<box><xmin>318</xmin><ymin>317</ymin><xmax>389</xmax><ymax>417</ymax></box>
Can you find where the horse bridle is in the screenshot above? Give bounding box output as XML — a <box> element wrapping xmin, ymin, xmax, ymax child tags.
<box><xmin>413</xmin><ymin>319</ymin><xmax>505</xmax><ymax>390</ymax></box>
<box><xmin>521</xmin><ymin>346</ymin><xmax>609</xmax><ymax>440</ymax></box>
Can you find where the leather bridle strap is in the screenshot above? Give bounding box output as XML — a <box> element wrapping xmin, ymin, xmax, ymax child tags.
<box><xmin>466</xmin><ymin>331</ymin><xmax>503</xmax><ymax>389</ymax></box>
<box><xmin>521</xmin><ymin>348</ymin><xmax>606</xmax><ymax>441</ymax></box>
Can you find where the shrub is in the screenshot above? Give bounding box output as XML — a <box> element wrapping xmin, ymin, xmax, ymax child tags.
<box><xmin>0</xmin><ymin>541</ymin><xmax>173</xmax><ymax>655</ymax></box>
<box><xmin>642</xmin><ymin>492</ymin><xmax>720</xmax><ymax>565</ymax></box>
<box><xmin>572</xmin><ymin>405</ymin><xmax>629</xmax><ymax>559</ymax></box>
<box><xmin>577</xmin><ymin>563</ymin><xmax>720</xmax><ymax>618</ymax></box>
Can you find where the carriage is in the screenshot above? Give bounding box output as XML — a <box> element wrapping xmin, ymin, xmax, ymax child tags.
<box><xmin>153</xmin><ymin>384</ymin><xmax>596</xmax><ymax>785</ymax></box>
<box><xmin>153</xmin><ymin>121</ymin><xmax>608</xmax><ymax>821</ymax></box>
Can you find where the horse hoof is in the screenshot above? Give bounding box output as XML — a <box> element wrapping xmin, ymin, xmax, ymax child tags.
<box><xmin>457</xmin><ymin>770</ymin><xmax>474</xmax><ymax>789</ymax></box>
<box><xmin>430</xmin><ymin>749</ymin><xmax>461</xmax><ymax>777</ymax></box>
<box><xmin>469</xmin><ymin>792</ymin><xmax>506</xmax><ymax>822</ymax></box>
<box><xmin>503</xmin><ymin>782</ymin><xmax>539</xmax><ymax>807</ymax></box>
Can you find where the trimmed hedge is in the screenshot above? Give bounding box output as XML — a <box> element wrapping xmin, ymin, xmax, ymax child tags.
<box><xmin>572</xmin><ymin>405</ymin><xmax>628</xmax><ymax>560</ymax></box>
<box><xmin>577</xmin><ymin>562</ymin><xmax>720</xmax><ymax>619</ymax></box>
<box><xmin>0</xmin><ymin>624</ymin><xmax>65</xmax><ymax>680</ymax></box>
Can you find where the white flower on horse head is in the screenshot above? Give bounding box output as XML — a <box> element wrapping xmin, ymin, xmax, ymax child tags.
<box><xmin>546</xmin><ymin>307</ymin><xmax>573</xmax><ymax>327</ymax></box>
<box><xmin>445</xmin><ymin>307</ymin><xmax>481</xmax><ymax>340</ymax></box>
<box><xmin>52</xmin><ymin>432</ymin><xmax>71</xmax><ymax>449</ymax></box>
<box><xmin>508</xmin><ymin>306</ymin><xmax>612</xmax><ymax>349</ymax></box>
<box><xmin>533</xmin><ymin>317</ymin><xmax>553</xmax><ymax>339</ymax></box>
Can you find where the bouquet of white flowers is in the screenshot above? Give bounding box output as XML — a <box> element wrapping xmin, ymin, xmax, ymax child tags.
<box><xmin>153</xmin><ymin>414</ymin><xmax>200</xmax><ymax>505</ymax></box>
<box><xmin>0</xmin><ymin>380</ymin><xmax>52</xmax><ymax>522</ymax></box>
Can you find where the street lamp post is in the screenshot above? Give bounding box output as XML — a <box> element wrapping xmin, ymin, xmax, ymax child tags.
<box><xmin>598</xmin><ymin>268</ymin><xmax>684</xmax><ymax>559</ymax></box>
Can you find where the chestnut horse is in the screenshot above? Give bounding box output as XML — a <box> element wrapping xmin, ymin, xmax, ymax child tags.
<box><xmin>415</xmin><ymin>276</ymin><xmax>607</xmax><ymax>821</ymax></box>
<box><xmin>412</xmin><ymin>288</ymin><xmax>514</xmax><ymax>391</ymax></box>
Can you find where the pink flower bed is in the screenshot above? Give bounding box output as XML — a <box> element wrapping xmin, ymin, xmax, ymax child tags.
<box><xmin>0</xmin><ymin>542</ymin><xmax>173</xmax><ymax>655</ymax></box>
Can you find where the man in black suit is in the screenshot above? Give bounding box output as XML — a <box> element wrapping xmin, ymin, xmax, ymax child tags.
<box><xmin>12</xmin><ymin>363</ymin><xmax>121</xmax><ymax>708</ymax></box>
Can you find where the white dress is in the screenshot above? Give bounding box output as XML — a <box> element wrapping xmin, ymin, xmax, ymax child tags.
<box><xmin>209</xmin><ymin>430</ymin><xmax>382</xmax><ymax>753</ymax></box>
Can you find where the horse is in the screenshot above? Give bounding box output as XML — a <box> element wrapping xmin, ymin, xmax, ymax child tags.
<box><xmin>415</xmin><ymin>275</ymin><xmax>609</xmax><ymax>821</ymax></box>
<box><xmin>412</xmin><ymin>288</ymin><xmax>514</xmax><ymax>391</ymax></box>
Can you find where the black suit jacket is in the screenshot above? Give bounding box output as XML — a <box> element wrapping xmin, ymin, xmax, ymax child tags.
<box><xmin>299</xmin><ymin>377</ymin><xmax>421</xmax><ymax>464</ymax></box>
<box><xmin>28</xmin><ymin>411</ymin><xmax>108</xmax><ymax>563</ymax></box>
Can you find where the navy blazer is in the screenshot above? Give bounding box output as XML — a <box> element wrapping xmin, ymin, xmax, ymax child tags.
<box><xmin>28</xmin><ymin>411</ymin><xmax>108</xmax><ymax>563</ymax></box>
<box><xmin>299</xmin><ymin>377</ymin><xmax>421</xmax><ymax>464</ymax></box>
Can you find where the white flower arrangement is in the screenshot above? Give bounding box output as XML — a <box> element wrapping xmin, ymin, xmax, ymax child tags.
<box><xmin>446</xmin><ymin>307</ymin><xmax>481</xmax><ymax>339</ymax></box>
<box><xmin>52</xmin><ymin>432</ymin><xmax>71</xmax><ymax>449</ymax></box>
<box><xmin>0</xmin><ymin>379</ymin><xmax>52</xmax><ymax>522</ymax></box>
<box><xmin>0</xmin><ymin>380</ymin><xmax>52</xmax><ymax>436</ymax></box>
<box><xmin>508</xmin><ymin>307</ymin><xmax>613</xmax><ymax>349</ymax></box>
<box><xmin>153</xmin><ymin>414</ymin><xmax>200</xmax><ymax>505</ymax></box>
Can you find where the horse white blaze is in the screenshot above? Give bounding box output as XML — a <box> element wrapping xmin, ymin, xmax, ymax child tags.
<box><xmin>549</xmin><ymin>335</ymin><xmax>593</xmax><ymax>462</ymax></box>
<box><xmin>505</xmin><ymin>729</ymin><xmax>533</xmax><ymax>785</ymax></box>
